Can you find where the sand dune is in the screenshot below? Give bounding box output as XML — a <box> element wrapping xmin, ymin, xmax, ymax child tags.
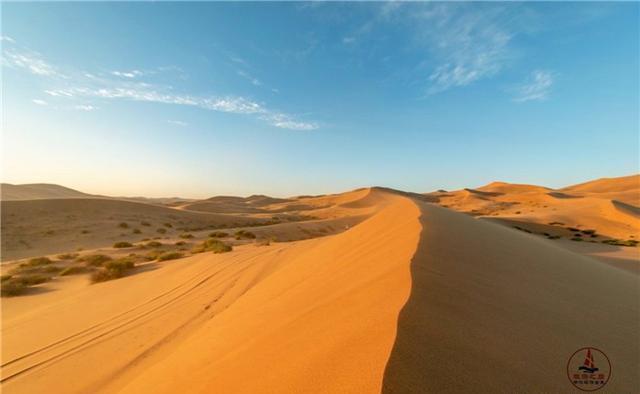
<box><xmin>0</xmin><ymin>198</ymin><xmax>269</xmax><ymax>261</ymax></box>
<box><xmin>430</xmin><ymin>174</ymin><xmax>640</xmax><ymax>241</ymax></box>
<box><xmin>2</xmin><ymin>187</ymin><xmax>638</xmax><ymax>393</ymax></box>
<box><xmin>1</xmin><ymin>183</ymin><xmax>93</xmax><ymax>201</ymax></box>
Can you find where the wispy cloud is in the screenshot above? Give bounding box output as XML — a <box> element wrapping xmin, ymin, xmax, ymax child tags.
<box><xmin>168</xmin><ymin>120</ymin><xmax>188</xmax><ymax>127</ymax></box>
<box><xmin>513</xmin><ymin>70</ymin><xmax>554</xmax><ymax>102</ymax></box>
<box><xmin>340</xmin><ymin>3</ymin><xmax>519</xmax><ymax>95</ymax></box>
<box><xmin>4</xmin><ymin>39</ymin><xmax>318</xmax><ymax>131</ymax></box>
<box><xmin>1</xmin><ymin>35</ymin><xmax>16</xmax><ymax>43</ymax></box>
<box><xmin>111</xmin><ymin>70</ymin><xmax>144</xmax><ymax>79</ymax></box>
<box><xmin>237</xmin><ymin>70</ymin><xmax>262</xmax><ymax>86</ymax></box>
<box><xmin>74</xmin><ymin>104</ymin><xmax>98</xmax><ymax>111</ymax></box>
<box><xmin>3</xmin><ymin>49</ymin><xmax>63</xmax><ymax>77</ymax></box>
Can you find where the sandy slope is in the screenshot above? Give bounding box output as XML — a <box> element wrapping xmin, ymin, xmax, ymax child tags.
<box><xmin>1</xmin><ymin>190</ymin><xmax>420</xmax><ymax>393</ymax></box>
<box><xmin>1</xmin><ymin>183</ymin><xmax>93</xmax><ymax>201</ymax></box>
<box><xmin>2</xmin><ymin>188</ymin><xmax>638</xmax><ymax>393</ymax></box>
<box><xmin>0</xmin><ymin>198</ymin><xmax>270</xmax><ymax>261</ymax></box>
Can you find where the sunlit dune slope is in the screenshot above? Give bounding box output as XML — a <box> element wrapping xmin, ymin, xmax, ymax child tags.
<box><xmin>1</xmin><ymin>189</ymin><xmax>421</xmax><ymax>394</ymax></box>
<box><xmin>429</xmin><ymin>174</ymin><xmax>640</xmax><ymax>240</ymax></box>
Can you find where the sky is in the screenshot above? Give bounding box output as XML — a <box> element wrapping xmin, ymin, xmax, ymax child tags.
<box><xmin>1</xmin><ymin>2</ymin><xmax>638</xmax><ymax>198</ymax></box>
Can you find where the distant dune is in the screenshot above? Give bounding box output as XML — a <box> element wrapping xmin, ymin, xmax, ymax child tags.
<box><xmin>1</xmin><ymin>186</ymin><xmax>637</xmax><ymax>393</ymax></box>
<box><xmin>429</xmin><ymin>174</ymin><xmax>640</xmax><ymax>240</ymax></box>
<box><xmin>1</xmin><ymin>183</ymin><xmax>93</xmax><ymax>200</ymax></box>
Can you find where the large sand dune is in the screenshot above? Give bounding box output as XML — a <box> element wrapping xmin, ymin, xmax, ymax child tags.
<box><xmin>2</xmin><ymin>187</ymin><xmax>638</xmax><ymax>393</ymax></box>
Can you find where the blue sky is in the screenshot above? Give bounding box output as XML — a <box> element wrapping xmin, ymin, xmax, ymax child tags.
<box><xmin>2</xmin><ymin>2</ymin><xmax>638</xmax><ymax>198</ymax></box>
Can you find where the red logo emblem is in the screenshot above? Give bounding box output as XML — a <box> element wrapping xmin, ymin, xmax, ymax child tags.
<box><xmin>567</xmin><ymin>347</ymin><xmax>611</xmax><ymax>391</ymax></box>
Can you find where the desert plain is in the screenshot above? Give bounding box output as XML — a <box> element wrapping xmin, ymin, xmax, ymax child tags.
<box><xmin>0</xmin><ymin>174</ymin><xmax>638</xmax><ymax>393</ymax></box>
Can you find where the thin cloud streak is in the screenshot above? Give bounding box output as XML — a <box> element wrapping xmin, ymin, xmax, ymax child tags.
<box><xmin>513</xmin><ymin>70</ymin><xmax>554</xmax><ymax>102</ymax></box>
<box><xmin>4</xmin><ymin>39</ymin><xmax>318</xmax><ymax>131</ymax></box>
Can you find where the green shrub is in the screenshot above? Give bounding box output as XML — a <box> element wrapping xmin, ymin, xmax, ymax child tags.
<box><xmin>202</xmin><ymin>239</ymin><xmax>232</xmax><ymax>253</ymax></box>
<box><xmin>602</xmin><ymin>239</ymin><xmax>639</xmax><ymax>247</ymax></box>
<box><xmin>1</xmin><ymin>279</ymin><xmax>27</xmax><ymax>297</ymax></box>
<box><xmin>16</xmin><ymin>274</ymin><xmax>51</xmax><ymax>286</ymax></box>
<box><xmin>118</xmin><ymin>222</ymin><xmax>129</xmax><ymax>229</ymax></box>
<box><xmin>26</xmin><ymin>257</ymin><xmax>53</xmax><ymax>266</ymax></box>
<box><xmin>179</xmin><ymin>233</ymin><xmax>194</xmax><ymax>239</ymax></box>
<box><xmin>157</xmin><ymin>228</ymin><xmax>167</xmax><ymax>234</ymax></box>
<box><xmin>57</xmin><ymin>253</ymin><xmax>79</xmax><ymax>260</ymax></box>
<box><xmin>235</xmin><ymin>230</ymin><xmax>256</xmax><ymax>240</ymax></box>
<box><xmin>104</xmin><ymin>258</ymin><xmax>135</xmax><ymax>272</ymax></box>
<box><xmin>157</xmin><ymin>252</ymin><xmax>183</xmax><ymax>261</ymax></box>
<box><xmin>145</xmin><ymin>250</ymin><xmax>164</xmax><ymax>261</ymax></box>
<box><xmin>113</xmin><ymin>241</ymin><xmax>134</xmax><ymax>248</ymax></box>
<box><xmin>571</xmin><ymin>237</ymin><xmax>583</xmax><ymax>242</ymax></box>
<box><xmin>90</xmin><ymin>258</ymin><xmax>135</xmax><ymax>283</ymax></box>
<box><xmin>80</xmin><ymin>254</ymin><xmax>113</xmax><ymax>267</ymax></box>
<box><xmin>208</xmin><ymin>231</ymin><xmax>229</xmax><ymax>238</ymax></box>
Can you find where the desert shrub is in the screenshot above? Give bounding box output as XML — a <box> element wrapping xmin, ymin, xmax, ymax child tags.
<box><xmin>141</xmin><ymin>221</ymin><xmax>151</xmax><ymax>226</ymax></box>
<box><xmin>157</xmin><ymin>228</ymin><xmax>167</xmax><ymax>234</ymax></box>
<box><xmin>235</xmin><ymin>230</ymin><xmax>256</xmax><ymax>240</ymax></box>
<box><xmin>571</xmin><ymin>237</ymin><xmax>583</xmax><ymax>242</ymax></box>
<box><xmin>157</xmin><ymin>252</ymin><xmax>183</xmax><ymax>261</ymax></box>
<box><xmin>16</xmin><ymin>274</ymin><xmax>51</xmax><ymax>286</ymax></box>
<box><xmin>90</xmin><ymin>258</ymin><xmax>135</xmax><ymax>283</ymax></box>
<box><xmin>602</xmin><ymin>239</ymin><xmax>639</xmax><ymax>247</ymax></box>
<box><xmin>256</xmin><ymin>238</ymin><xmax>272</xmax><ymax>246</ymax></box>
<box><xmin>547</xmin><ymin>235</ymin><xmax>561</xmax><ymax>240</ymax></box>
<box><xmin>1</xmin><ymin>279</ymin><xmax>27</xmax><ymax>297</ymax></box>
<box><xmin>146</xmin><ymin>241</ymin><xmax>163</xmax><ymax>248</ymax></box>
<box><xmin>145</xmin><ymin>250</ymin><xmax>164</xmax><ymax>261</ymax></box>
<box><xmin>567</xmin><ymin>227</ymin><xmax>580</xmax><ymax>232</ymax></box>
<box><xmin>208</xmin><ymin>231</ymin><xmax>229</xmax><ymax>238</ymax></box>
<box><xmin>80</xmin><ymin>254</ymin><xmax>113</xmax><ymax>267</ymax></box>
<box><xmin>548</xmin><ymin>221</ymin><xmax>564</xmax><ymax>226</ymax></box>
<box><xmin>190</xmin><ymin>245</ymin><xmax>205</xmax><ymax>254</ymax></box>
<box><xmin>81</xmin><ymin>230</ymin><xmax>90</xmax><ymax>234</ymax></box>
<box><xmin>132</xmin><ymin>228</ymin><xmax>142</xmax><ymax>234</ymax></box>
<box><xmin>59</xmin><ymin>266</ymin><xmax>87</xmax><ymax>276</ymax></box>
<box><xmin>113</xmin><ymin>241</ymin><xmax>134</xmax><ymax>248</ymax></box>
<box><xmin>57</xmin><ymin>253</ymin><xmax>79</xmax><ymax>260</ymax></box>
<box><xmin>1</xmin><ymin>274</ymin><xmax>13</xmax><ymax>282</ymax></box>
<box><xmin>163</xmin><ymin>223</ymin><xmax>173</xmax><ymax>228</ymax></box>
<box><xmin>118</xmin><ymin>222</ymin><xmax>129</xmax><ymax>229</ymax></box>
<box><xmin>104</xmin><ymin>258</ymin><xmax>135</xmax><ymax>272</ymax></box>
<box><xmin>175</xmin><ymin>241</ymin><xmax>186</xmax><ymax>246</ymax></box>
<box><xmin>202</xmin><ymin>239</ymin><xmax>232</xmax><ymax>254</ymax></box>
<box><xmin>179</xmin><ymin>233</ymin><xmax>194</xmax><ymax>239</ymax></box>
<box><xmin>26</xmin><ymin>257</ymin><xmax>53</xmax><ymax>267</ymax></box>
<box><xmin>581</xmin><ymin>229</ymin><xmax>596</xmax><ymax>235</ymax></box>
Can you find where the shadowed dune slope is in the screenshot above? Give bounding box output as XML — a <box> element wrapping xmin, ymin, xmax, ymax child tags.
<box><xmin>383</xmin><ymin>202</ymin><xmax>640</xmax><ymax>393</ymax></box>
